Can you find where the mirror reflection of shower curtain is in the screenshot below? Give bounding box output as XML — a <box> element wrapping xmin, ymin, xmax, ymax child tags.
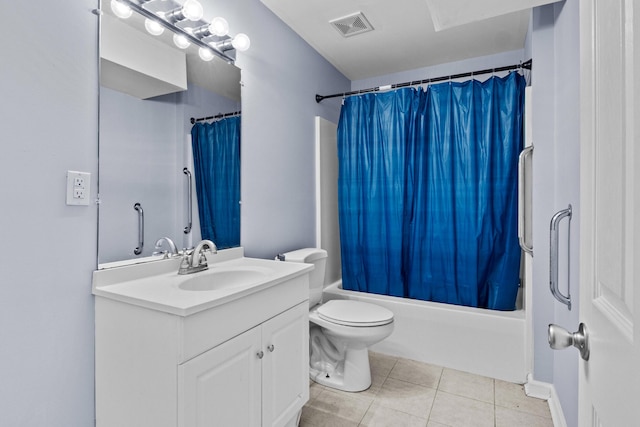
<box><xmin>338</xmin><ymin>73</ymin><xmax>525</xmax><ymax>310</ymax></box>
<box><xmin>191</xmin><ymin>117</ymin><xmax>241</xmax><ymax>249</ymax></box>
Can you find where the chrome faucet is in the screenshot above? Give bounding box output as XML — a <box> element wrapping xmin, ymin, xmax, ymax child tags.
<box><xmin>178</xmin><ymin>239</ymin><xmax>217</xmax><ymax>275</ymax></box>
<box><xmin>153</xmin><ymin>237</ymin><xmax>179</xmax><ymax>259</ymax></box>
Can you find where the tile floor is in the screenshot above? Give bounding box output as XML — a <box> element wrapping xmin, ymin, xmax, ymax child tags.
<box><xmin>300</xmin><ymin>352</ymin><xmax>553</xmax><ymax>427</ymax></box>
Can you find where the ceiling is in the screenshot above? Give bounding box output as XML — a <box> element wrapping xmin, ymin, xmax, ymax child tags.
<box><xmin>260</xmin><ymin>0</ymin><xmax>559</xmax><ymax>80</ymax></box>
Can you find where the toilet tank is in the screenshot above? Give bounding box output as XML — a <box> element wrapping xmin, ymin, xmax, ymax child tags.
<box><xmin>279</xmin><ymin>248</ymin><xmax>327</xmax><ymax>307</ymax></box>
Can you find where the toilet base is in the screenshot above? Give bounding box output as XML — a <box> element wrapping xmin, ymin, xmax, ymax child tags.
<box><xmin>309</xmin><ymin>347</ymin><xmax>372</xmax><ymax>392</ymax></box>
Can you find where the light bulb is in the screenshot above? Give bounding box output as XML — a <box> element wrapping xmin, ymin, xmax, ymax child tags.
<box><xmin>209</xmin><ymin>17</ymin><xmax>229</xmax><ymax>37</ymax></box>
<box><xmin>198</xmin><ymin>47</ymin><xmax>214</xmax><ymax>61</ymax></box>
<box><xmin>182</xmin><ymin>0</ymin><xmax>204</xmax><ymax>21</ymax></box>
<box><xmin>231</xmin><ymin>33</ymin><xmax>250</xmax><ymax>51</ymax></box>
<box><xmin>110</xmin><ymin>0</ymin><xmax>132</xmax><ymax>19</ymax></box>
<box><xmin>173</xmin><ymin>33</ymin><xmax>190</xmax><ymax>49</ymax></box>
<box><xmin>144</xmin><ymin>18</ymin><xmax>165</xmax><ymax>36</ymax></box>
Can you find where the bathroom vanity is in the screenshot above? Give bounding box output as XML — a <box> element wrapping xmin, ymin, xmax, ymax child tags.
<box><xmin>92</xmin><ymin>248</ymin><xmax>312</xmax><ymax>427</ymax></box>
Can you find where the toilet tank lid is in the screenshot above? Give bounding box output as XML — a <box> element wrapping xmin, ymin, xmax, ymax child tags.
<box><xmin>280</xmin><ymin>248</ymin><xmax>327</xmax><ymax>263</ymax></box>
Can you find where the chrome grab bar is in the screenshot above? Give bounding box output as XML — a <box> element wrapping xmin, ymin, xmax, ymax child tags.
<box><xmin>183</xmin><ymin>168</ymin><xmax>192</xmax><ymax>234</ymax></box>
<box><xmin>134</xmin><ymin>203</ymin><xmax>144</xmax><ymax>255</ymax></box>
<box><xmin>549</xmin><ymin>204</ymin><xmax>572</xmax><ymax>309</ymax></box>
<box><xmin>518</xmin><ymin>146</ymin><xmax>534</xmax><ymax>255</ymax></box>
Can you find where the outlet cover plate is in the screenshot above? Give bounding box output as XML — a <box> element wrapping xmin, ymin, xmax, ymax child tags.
<box><xmin>66</xmin><ymin>170</ymin><xmax>91</xmax><ymax>206</ymax></box>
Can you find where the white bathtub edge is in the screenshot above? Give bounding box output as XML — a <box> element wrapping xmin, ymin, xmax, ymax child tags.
<box><xmin>323</xmin><ymin>281</ymin><xmax>527</xmax><ymax>383</ymax></box>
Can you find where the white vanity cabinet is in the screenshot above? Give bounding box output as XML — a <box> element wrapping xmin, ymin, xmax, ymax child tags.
<box><xmin>179</xmin><ymin>302</ymin><xmax>309</xmax><ymax>427</ymax></box>
<box><xmin>93</xmin><ymin>255</ymin><xmax>311</xmax><ymax>427</ymax></box>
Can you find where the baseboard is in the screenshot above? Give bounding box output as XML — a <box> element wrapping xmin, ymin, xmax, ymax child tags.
<box><xmin>524</xmin><ymin>374</ymin><xmax>567</xmax><ymax>427</ymax></box>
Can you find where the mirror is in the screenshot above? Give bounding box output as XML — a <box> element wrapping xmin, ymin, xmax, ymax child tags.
<box><xmin>98</xmin><ymin>0</ymin><xmax>241</xmax><ymax>266</ymax></box>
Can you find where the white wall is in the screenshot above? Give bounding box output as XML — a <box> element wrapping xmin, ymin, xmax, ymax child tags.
<box><xmin>531</xmin><ymin>2</ymin><xmax>581</xmax><ymax>426</ymax></box>
<box><xmin>0</xmin><ymin>1</ymin><xmax>98</xmax><ymax>426</ymax></box>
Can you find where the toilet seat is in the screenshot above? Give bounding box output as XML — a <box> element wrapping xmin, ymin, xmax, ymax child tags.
<box><xmin>317</xmin><ymin>300</ymin><xmax>394</xmax><ymax>327</ymax></box>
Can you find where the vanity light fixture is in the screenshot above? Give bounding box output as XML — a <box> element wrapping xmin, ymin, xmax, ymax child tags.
<box><xmin>173</xmin><ymin>33</ymin><xmax>191</xmax><ymax>49</ymax></box>
<box><xmin>109</xmin><ymin>0</ymin><xmax>250</xmax><ymax>63</ymax></box>
<box><xmin>198</xmin><ymin>47</ymin><xmax>215</xmax><ymax>61</ymax></box>
<box><xmin>231</xmin><ymin>33</ymin><xmax>251</xmax><ymax>51</ymax></box>
<box><xmin>164</xmin><ymin>0</ymin><xmax>204</xmax><ymax>24</ymax></box>
<box><xmin>110</xmin><ymin>0</ymin><xmax>132</xmax><ymax>19</ymax></box>
<box><xmin>193</xmin><ymin>17</ymin><xmax>229</xmax><ymax>38</ymax></box>
<box><xmin>209</xmin><ymin>17</ymin><xmax>230</xmax><ymax>37</ymax></box>
<box><xmin>215</xmin><ymin>33</ymin><xmax>251</xmax><ymax>52</ymax></box>
<box><xmin>144</xmin><ymin>17</ymin><xmax>165</xmax><ymax>35</ymax></box>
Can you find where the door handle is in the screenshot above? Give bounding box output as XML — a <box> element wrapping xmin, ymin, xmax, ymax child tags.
<box><xmin>548</xmin><ymin>323</ymin><xmax>590</xmax><ymax>361</ymax></box>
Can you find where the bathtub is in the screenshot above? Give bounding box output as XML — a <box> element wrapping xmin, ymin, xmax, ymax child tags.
<box><xmin>322</xmin><ymin>281</ymin><xmax>528</xmax><ymax>383</ymax></box>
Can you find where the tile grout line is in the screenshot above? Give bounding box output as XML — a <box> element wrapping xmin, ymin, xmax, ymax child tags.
<box><xmin>357</xmin><ymin>356</ymin><xmax>397</xmax><ymax>426</ymax></box>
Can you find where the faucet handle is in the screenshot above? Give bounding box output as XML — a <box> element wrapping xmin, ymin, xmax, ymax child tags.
<box><xmin>152</xmin><ymin>249</ymin><xmax>169</xmax><ymax>259</ymax></box>
<box><xmin>197</xmin><ymin>251</ymin><xmax>208</xmax><ymax>267</ymax></box>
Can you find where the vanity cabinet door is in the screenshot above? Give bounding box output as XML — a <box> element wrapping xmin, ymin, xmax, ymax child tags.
<box><xmin>179</xmin><ymin>326</ymin><xmax>262</xmax><ymax>427</ymax></box>
<box><xmin>261</xmin><ymin>302</ymin><xmax>309</xmax><ymax>427</ymax></box>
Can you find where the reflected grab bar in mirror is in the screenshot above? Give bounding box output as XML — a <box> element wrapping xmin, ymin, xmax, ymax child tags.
<box><xmin>134</xmin><ymin>203</ymin><xmax>144</xmax><ymax>255</ymax></box>
<box><xmin>518</xmin><ymin>146</ymin><xmax>534</xmax><ymax>255</ymax></box>
<box><xmin>549</xmin><ymin>205</ymin><xmax>572</xmax><ymax>310</ymax></box>
<box><xmin>183</xmin><ymin>168</ymin><xmax>192</xmax><ymax>234</ymax></box>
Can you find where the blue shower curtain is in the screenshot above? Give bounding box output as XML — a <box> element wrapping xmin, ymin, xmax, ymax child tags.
<box><xmin>338</xmin><ymin>73</ymin><xmax>525</xmax><ymax>310</ymax></box>
<box><xmin>191</xmin><ymin>116</ymin><xmax>240</xmax><ymax>249</ymax></box>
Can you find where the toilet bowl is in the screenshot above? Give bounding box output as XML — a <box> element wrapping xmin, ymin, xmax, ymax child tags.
<box><xmin>279</xmin><ymin>248</ymin><xmax>394</xmax><ymax>392</ymax></box>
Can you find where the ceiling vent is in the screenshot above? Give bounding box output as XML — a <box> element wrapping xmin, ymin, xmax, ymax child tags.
<box><xmin>330</xmin><ymin>12</ymin><xmax>374</xmax><ymax>38</ymax></box>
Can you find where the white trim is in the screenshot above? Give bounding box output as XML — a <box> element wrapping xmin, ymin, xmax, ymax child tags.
<box><xmin>525</xmin><ymin>374</ymin><xmax>567</xmax><ymax>427</ymax></box>
<box><xmin>314</xmin><ymin>116</ymin><xmax>322</xmax><ymax>248</ymax></box>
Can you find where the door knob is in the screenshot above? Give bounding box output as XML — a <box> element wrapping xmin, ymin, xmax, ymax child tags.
<box><xmin>548</xmin><ymin>323</ymin><xmax>590</xmax><ymax>361</ymax></box>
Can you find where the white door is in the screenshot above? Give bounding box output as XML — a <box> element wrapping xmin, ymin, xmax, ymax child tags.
<box><xmin>579</xmin><ymin>0</ymin><xmax>640</xmax><ymax>424</ymax></box>
<box><xmin>261</xmin><ymin>302</ymin><xmax>309</xmax><ymax>427</ymax></box>
<box><xmin>179</xmin><ymin>326</ymin><xmax>262</xmax><ymax>427</ymax></box>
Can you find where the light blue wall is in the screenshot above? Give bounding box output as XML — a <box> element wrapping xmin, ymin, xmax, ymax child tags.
<box><xmin>351</xmin><ymin>49</ymin><xmax>527</xmax><ymax>90</ymax></box>
<box><xmin>213</xmin><ymin>0</ymin><xmax>351</xmax><ymax>258</ymax></box>
<box><xmin>0</xmin><ymin>1</ymin><xmax>99</xmax><ymax>426</ymax></box>
<box><xmin>0</xmin><ymin>0</ymin><xmax>347</xmax><ymax>425</ymax></box>
<box><xmin>1</xmin><ymin>0</ymin><xmax>582</xmax><ymax>425</ymax></box>
<box><xmin>531</xmin><ymin>2</ymin><xmax>580</xmax><ymax>426</ymax></box>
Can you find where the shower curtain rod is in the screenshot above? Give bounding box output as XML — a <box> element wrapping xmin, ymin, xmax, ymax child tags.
<box><xmin>190</xmin><ymin>110</ymin><xmax>241</xmax><ymax>124</ymax></box>
<box><xmin>315</xmin><ymin>59</ymin><xmax>532</xmax><ymax>103</ymax></box>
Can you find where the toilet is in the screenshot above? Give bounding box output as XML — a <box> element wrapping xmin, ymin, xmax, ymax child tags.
<box><xmin>279</xmin><ymin>248</ymin><xmax>394</xmax><ymax>392</ymax></box>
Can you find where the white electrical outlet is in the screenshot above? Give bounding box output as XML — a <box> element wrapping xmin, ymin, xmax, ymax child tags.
<box><xmin>66</xmin><ymin>171</ymin><xmax>91</xmax><ymax>206</ymax></box>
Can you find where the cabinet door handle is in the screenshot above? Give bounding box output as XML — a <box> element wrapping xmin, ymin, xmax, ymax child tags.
<box><xmin>257</xmin><ymin>351</ymin><xmax>264</xmax><ymax>359</ymax></box>
<box><xmin>267</xmin><ymin>344</ymin><xmax>275</xmax><ymax>352</ymax></box>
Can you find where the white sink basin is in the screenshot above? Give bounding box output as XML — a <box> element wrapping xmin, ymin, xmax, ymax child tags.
<box><xmin>179</xmin><ymin>267</ymin><xmax>269</xmax><ymax>291</ymax></box>
<box><xmin>92</xmin><ymin>248</ymin><xmax>314</xmax><ymax>316</ymax></box>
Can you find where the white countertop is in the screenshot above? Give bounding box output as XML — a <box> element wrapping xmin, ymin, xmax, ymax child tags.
<box><xmin>92</xmin><ymin>248</ymin><xmax>313</xmax><ymax>316</ymax></box>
